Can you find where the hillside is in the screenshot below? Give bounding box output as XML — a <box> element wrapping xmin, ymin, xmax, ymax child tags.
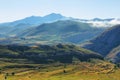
<box><xmin>82</xmin><ymin>25</ymin><xmax>120</xmax><ymax>63</ymax></box>
<box><xmin>20</xmin><ymin>20</ymin><xmax>95</xmax><ymax>36</ymax></box>
<box><xmin>106</xmin><ymin>45</ymin><xmax>120</xmax><ymax>63</ymax></box>
<box><xmin>0</xmin><ymin>44</ymin><xmax>103</xmax><ymax>63</ymax></box>
<box><xmin>10</xmin><ymin>20</ymin><xmax>104</xmax><ymax>45</ymax></box>
<box><xmin>0</xmin><ymin>44</ymin><xmax>118</xmax><ymax>80</ymax></box>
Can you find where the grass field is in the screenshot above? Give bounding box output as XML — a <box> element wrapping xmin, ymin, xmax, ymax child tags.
<box><xmin>0</xmin><ymin>59</ymin><xmax>120</xmax><ymax>80</ymax></box>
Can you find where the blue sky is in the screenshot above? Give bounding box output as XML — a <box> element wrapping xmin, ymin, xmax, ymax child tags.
<box><xmin>0</xmin><ymin>0</ymin><xmax>120</xmax><ymax>22</ymax></box>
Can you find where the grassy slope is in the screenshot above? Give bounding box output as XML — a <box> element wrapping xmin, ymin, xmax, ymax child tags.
<box><xmin>0</xmin><ymin>45</ymin><xmax>119</xmax><ymax>80</ymax></box>
<box><xmin>0</xmin><ymin>59</ymin><xmax>120</xmax><ymax>80</ymax></box>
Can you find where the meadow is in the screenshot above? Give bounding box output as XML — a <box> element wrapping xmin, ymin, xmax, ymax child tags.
<box><xmin>0</xmin><ymin>59</ymin><xmax>120</xmax><ymax>80</ymax></box>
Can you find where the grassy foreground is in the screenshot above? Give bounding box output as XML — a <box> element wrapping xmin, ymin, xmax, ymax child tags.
<box><xmin>0</xmin><ymin>59</ymin><xmax>120</xmax><ymax>80</ymax></box>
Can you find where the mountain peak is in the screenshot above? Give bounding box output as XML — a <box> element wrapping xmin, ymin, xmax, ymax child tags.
<box><xmin>46</xmin><ymin>13</ymin><xmax>63</xmax><ymax>16</ymax></box>
<box><xmin>43</xmin><ymin>13</ymin><xmax>65</xmax><ymax>18</ymax></box>
<box><xmin>4</xmin><ymin>13</ymin><xmax>66</xmax><ymax>25</ymax></box>
<box><xmin>26</xmin><ymin>15</ymin><xmax>41</xmax><ymax>18</ymax></box>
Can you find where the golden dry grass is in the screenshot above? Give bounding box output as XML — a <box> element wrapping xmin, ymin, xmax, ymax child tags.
<box><xmin>0</xmin><ymin>60</ymin><xmax>120</xmax><ymax>80</ymax></box>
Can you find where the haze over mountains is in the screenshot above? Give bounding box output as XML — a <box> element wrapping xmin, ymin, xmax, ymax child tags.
<box><xmin>0</xmin><ymin>13</ymin><xmax>120</xmax><ymax>37</ymax></box>
<box><xmin>0</xmin><ymin>13</ymin><xmax>120</xmax><ymax>45</ymax></box>
<box><xmin>0</xmin><ymin>13</ymin><xmax>66</xmax><ymax>36</ymax></box>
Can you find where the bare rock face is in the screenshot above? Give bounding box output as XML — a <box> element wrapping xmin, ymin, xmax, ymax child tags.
<box><xmin>82</xmin><ymin>25</ymin><xmax>120</xmax><ymax>56</ymax></box>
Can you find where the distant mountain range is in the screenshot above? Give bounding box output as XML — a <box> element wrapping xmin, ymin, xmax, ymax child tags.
<box><xmin>8</xmin><ymin>13</ymin><xmax>65</xmax><ymax>25</ymax></box>
<box><xmin>0</xmin><ymin>13</ymin><xmax>66</xmax><ymax>36</ymax></box>
<box><xmin>0</xmin><ymin>13</ymin><xmax>119</xmax><ymax>45</ymax></box>
<box><xmin>0</xmin><ymin>13</ymin><xmax>120</xmax><ymax>36</ymax></box>
<box><xmin>82</xmin><ymin>25</ymin><xmax>120</xmax><ymax>63</ymax></box>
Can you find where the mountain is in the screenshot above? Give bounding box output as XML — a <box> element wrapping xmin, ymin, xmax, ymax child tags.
<box><xmin>8</xmin><ymin>13</ymin><xmax>65</xmax><ymax>25</ymax></box>
<box><xmin>0</xmin><ymin>13</ymin><xmax>119</xmax><ymax>37</ymax></box>
<box><xmin>82</xmin><ymin>25</ymin><xmax>120</xmax><ymax>63</ymax></box>
<box><xmin>19</xmin><ymin>20</ymin><xmax>98</xmax><ymax>36</ymax></box>
<box><xmin>10</xmin><ymin>20</ymin><xmax>104</xmax><ymax>45</ymax></box>
<box><xmin>0</xmin><ymin>13</ymin><xmax>119</xmax><ymax>45</ymax></box>
<box><xmin>0</xmin><ymin>13</ymin><xmax>66</xmax><ymax>36</ymax></box>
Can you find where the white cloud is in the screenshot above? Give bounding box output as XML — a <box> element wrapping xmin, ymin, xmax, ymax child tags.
<box><xmin>82</xmin><ymin>18</ymin><xmax>120</xmax><ymax>27</ymax></box>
